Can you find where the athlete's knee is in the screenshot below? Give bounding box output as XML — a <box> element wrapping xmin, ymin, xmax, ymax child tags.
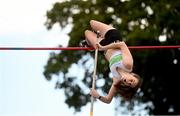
<box><xmin>84</xmin><ymin>30</ymin><xmax>90</xmax><ymax>36</ymax></box>
<box><xmin>90</xmin><ymin>20</ymin><xmax>95</xmax><ymax>25</ymax></box>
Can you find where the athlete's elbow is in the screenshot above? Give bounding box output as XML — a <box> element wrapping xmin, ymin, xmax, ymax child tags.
<box><xmin>104</xmin><ymin>98</ymin><xmax>112</xmax><ymax>104</ymax></box>
<box><xmin>106</xmin><ymin>101</ymin><xmax>112</xmax><ymax>104</ymax></box>
<box><xmin>103</xmin><ymin>100</ymin><xmax>111</xmax><ymax>104</ymax></box>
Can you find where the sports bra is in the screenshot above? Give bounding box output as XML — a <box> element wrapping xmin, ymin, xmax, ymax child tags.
<box><xmin>109</xmin><ymin>51</ymin><xmax>131</xmax><ymax>78</ymax></box>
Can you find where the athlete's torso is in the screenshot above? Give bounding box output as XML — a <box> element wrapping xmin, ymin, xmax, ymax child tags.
<box><xmin>105</xmin><ymin>49</ymin><xmax>131</xmax><ymax>78</ymax></box>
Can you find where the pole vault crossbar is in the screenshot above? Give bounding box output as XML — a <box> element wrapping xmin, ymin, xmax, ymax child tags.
<box><xmin>0</xmin><ymin>45</ymin><xmax>180</xmax><ymax>50</ymax></box>
<box><xmin>0</xmin><ymin>47</ymin><xmax>94</xmax><ymax>50</ymax></box>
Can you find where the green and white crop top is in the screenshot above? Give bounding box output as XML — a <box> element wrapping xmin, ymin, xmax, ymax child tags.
<box><xmin>109</xmin><ymin>51</ymin><xmax>131</xmax><ymax>78</ymax></box>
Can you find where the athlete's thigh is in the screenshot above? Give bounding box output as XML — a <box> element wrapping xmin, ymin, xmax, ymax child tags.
<box><xmin>90</xmin><ymin>20</ymin><xmax>115</xmax><ymax>38</ymax></box>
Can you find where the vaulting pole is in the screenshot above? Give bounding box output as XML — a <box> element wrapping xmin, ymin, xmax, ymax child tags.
<box><xmin>90</xmin><ymin>31</ymin><xmax>100</xmax><ymax>116</ymax></box>
<box><xmin>90</xmin><ymin>47</ymin><xmax>98</xmax><ymax>116</ymax></box>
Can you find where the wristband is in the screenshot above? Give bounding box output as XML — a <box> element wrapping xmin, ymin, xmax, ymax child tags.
<box><xmin>98</xmin><ymin>96</ymin><xmax>102</xmax><ymax>99</ymax></box>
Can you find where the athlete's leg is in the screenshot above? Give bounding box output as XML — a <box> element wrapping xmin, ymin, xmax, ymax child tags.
<box><xmin>84</xmin><ymin>30</ymin><xmax>103</xmax><ymax>48</ymax></box>
<box><xmin>90</xmin><ymin>20</ymin><xmax>115</xmax><ymax>38</ymax></box>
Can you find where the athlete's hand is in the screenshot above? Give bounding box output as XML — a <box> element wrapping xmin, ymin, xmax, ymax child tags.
<box><xmin>95</xmin><ymin>42</ymin><xmax>105</xmax><ymax>51</ymax></box>
<box><xmin>90</xmin><ymin>89</ymin><xmax>100</xmax><ymax>98</ymax></box>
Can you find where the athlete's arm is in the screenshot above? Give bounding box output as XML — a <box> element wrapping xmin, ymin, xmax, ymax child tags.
<box><xmin>90</xmin><ymin>85</ymin><xmax>116</xmax><ymax>104</ymax></box>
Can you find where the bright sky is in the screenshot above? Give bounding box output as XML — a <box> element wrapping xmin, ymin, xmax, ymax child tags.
<box><xmin>0</xmin><ymin>0</ymin><xmax>116</xmax><ymax>116</ymax></box>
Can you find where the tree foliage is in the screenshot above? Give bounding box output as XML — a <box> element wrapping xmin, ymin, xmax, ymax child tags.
<box><xmin>44</xmin><ymin>0</ymin><xmax>180</xmax><ymax>114</ymax></box>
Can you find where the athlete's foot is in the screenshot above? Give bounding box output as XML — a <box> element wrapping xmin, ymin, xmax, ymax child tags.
<box><xmin>79</xmin><ymin>40</ymin><xmax>95</xmax><ymax>52</ymax></box>
<box><xmin>79</xmin><ymin>40</ymin><xmax>90</xmax><ymax>47</ymax></box>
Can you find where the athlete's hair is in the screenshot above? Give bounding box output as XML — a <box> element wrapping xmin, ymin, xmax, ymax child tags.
<box><xmin>114</xmin><ymin>73</ymin><xmax>142</xmax><ymax>100</ymax></box>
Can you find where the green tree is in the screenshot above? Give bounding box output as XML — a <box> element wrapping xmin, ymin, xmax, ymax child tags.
<box><xmin>44</xmin><ymin>0</ymin><xmax>180</xmax><ymax>114</ymax></box>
